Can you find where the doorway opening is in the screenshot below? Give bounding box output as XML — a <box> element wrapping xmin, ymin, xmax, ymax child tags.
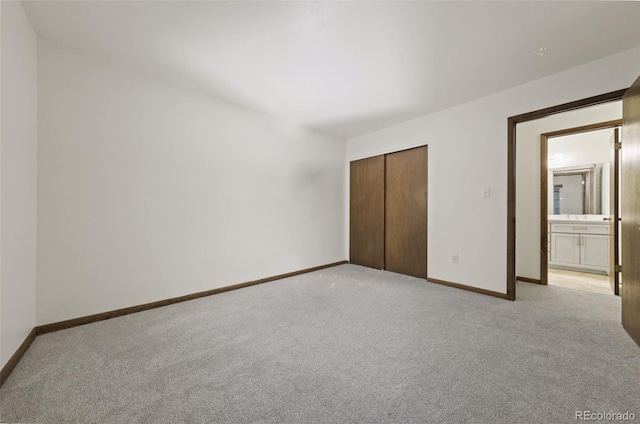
<box><xmin>507</xmin><ymin>88</ymin><xmax>627</xmax><ymax>300</ymax></box>
<box><xmin>541</xmin><ymin>122</ymin><xmax>621</xmax><ymax>296</ymax></box>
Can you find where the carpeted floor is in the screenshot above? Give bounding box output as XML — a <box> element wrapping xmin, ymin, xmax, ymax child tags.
<box><xmin>1</xmin><ymin>264</ymin><xmax>638</xmax><ymax>423</ymax></box>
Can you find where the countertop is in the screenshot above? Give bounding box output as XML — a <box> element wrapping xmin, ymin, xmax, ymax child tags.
<box><xmin>548</xmin><ymin>215</ymin><xmax>608</xmax><ymax>224</ymax></box>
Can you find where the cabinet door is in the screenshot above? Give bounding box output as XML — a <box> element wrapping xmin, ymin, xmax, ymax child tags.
<box><xmin>550</xmin><ymin>233</ymin><xmax>580</xmax><ymax>264</ymax></box>
<box><xmin>580</xmin><ymin>234</ymin><xmax>610</xmax><ymax>268</ymax></box>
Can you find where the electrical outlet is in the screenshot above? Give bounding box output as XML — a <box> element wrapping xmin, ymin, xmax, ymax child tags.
<box><xmin>452</xmin><ymin>254</ymin><xmax>459</xmax><ymax>264</ymax></box>
<box><xmin>482</xmin><ymin>187</ymin><xmax>491</xmax><ymax>198</ymax></box>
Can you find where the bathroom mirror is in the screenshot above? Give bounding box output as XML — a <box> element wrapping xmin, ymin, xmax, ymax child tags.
<box><xmin>550</xmin><ymin>163</ymin><xmax>608</xmax><ymax>215</ymax></box>
<box><xmin>547</xmin><ymin>127</ymin><xmax>612</xmax><ymax>217</ymax></box>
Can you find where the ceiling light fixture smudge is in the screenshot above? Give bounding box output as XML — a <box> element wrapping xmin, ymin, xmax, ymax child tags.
<box><xmin>529</xmin><ymin>47</ymin><xmax>547</xmax><ymax>57</ymax></box>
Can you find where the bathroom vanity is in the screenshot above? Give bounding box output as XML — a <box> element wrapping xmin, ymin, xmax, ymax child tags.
<box><xmin>548</xmin><ymin>217</ymin><xmax>609</xmax><ymax>275</ymax></box>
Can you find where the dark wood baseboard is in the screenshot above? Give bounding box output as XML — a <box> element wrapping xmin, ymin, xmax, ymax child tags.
<box><xmin>1</xmin><ymin>328</ymin><xmax>36</xmax><ymax>387</ymax></box>
<box><xmin>427</xmin><ymin>277</ymin><xmax>510</xmax><ymax>300</ymax></box>
<box><xmin>516</xmin><ymin>276</ymin><xmax>544</xmax><ymax>285</ymax></box>
<box><xmin>2</xmin><ymin>261</ymin><xmax>347</xmax><ymax>387</ymax></box>
<box><xmin>36</xmin><ymin>260</ymin><xmax>348</xmax><ymax>335</ymax></box>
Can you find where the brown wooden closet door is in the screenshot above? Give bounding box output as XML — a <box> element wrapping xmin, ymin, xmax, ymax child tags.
<box><xmin>385</xmin><ymin>146</ymin><xmax>428</xmax><ymax>278</ymax></box>
<box><xmin>350</xmin><ymin>155</ymin><xmax>385</xmax><ymax>269</ymax></box>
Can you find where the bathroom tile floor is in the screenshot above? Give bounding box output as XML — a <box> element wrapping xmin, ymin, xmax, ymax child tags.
<box><xmin>548</xmin><ymin>268</ymin><xmax>614</xmax><ymax>295</ymax></box>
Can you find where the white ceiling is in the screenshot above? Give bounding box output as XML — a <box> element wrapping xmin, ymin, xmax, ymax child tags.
<box><xmin>22</xmin><ymin>1</ymin><xmax>640</xmax><ymax>140</ymax></box>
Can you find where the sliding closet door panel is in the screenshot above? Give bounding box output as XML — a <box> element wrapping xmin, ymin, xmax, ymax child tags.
<box><xmin>350</xmin><ymin>155</ymin><xmax>385</xmax><ymax>269</ymax></box>
<box><xmin>385</xmin><ymin>146</ymin><xmax>428</xmax><ymax>278</ymax></box>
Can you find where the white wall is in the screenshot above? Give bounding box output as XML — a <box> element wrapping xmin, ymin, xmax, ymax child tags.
<box><xmin>37</xmin><ymin>40</ymin><xmax>346</xmax><ymax>325</ymax></box>
<box><xmin>347</xmin><ymin>48</ymin><xmax>639</xmax><ymax>294</ymax></box>
<box><xmin>548</xmin><ymin>128</ymin><xmax>612</xmax><ymax>169</ymax></box>
<box><xmin>517</xmin><ymin>103</ymin><xmax>620</xmax><ymax>280</ymax></box>
<box><xmin>1</xmin><ymin>1</ymin><xmax>38</xmax><ymax>369</ymax></box>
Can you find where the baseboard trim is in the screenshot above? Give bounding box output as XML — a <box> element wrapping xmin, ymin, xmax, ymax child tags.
<box><xmin>516</xmin><ymin>276</ymin><xmax>544</xmax><ymax>285</ymax></box>
<box><xmin>0</xmin><ymin>328</ymin><xmax>37</xmax><ymax>387</ymax></box>
<box><xmin>3</xmin><ymin>261</ymin><xmax>347</xmax><ymax>386</ymax></box>
<box><xmin>426</xmin><ymin>277</ymin><xmax>510</xmax><ymax>300</ymax></box>
<box><xmin>36</xmin><ymin>260</ymin><xmax>348</xmax><ymax>335</ymax></box>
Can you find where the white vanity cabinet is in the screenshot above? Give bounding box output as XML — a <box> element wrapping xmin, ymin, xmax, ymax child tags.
<box><xmin>550</xmin><ymin>233</ymin><xmax>581</xmax><ymax>264</ymax></box>
<box><xmin>548</xmin><ymin>221</ymin><xmax>609</xmax><ymax>274</ymax></box>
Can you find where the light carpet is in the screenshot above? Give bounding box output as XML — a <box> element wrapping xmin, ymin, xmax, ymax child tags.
<box><xmin>1</xmin><ymin>264</ymin><xmax>638</xmax><ymax>423</ymax></box>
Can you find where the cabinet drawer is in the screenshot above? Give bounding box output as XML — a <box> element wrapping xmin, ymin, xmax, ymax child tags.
<box><xmin>550</xmin><ymin>223</ymin><xmax>609</xmax><ymax>235</ymax></box>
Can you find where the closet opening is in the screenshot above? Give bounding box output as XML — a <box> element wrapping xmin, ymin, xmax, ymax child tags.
<box><xmin>350</xmin><ymin>145</ymin><xmax>428</xmax><ymax>279</ymax></box>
